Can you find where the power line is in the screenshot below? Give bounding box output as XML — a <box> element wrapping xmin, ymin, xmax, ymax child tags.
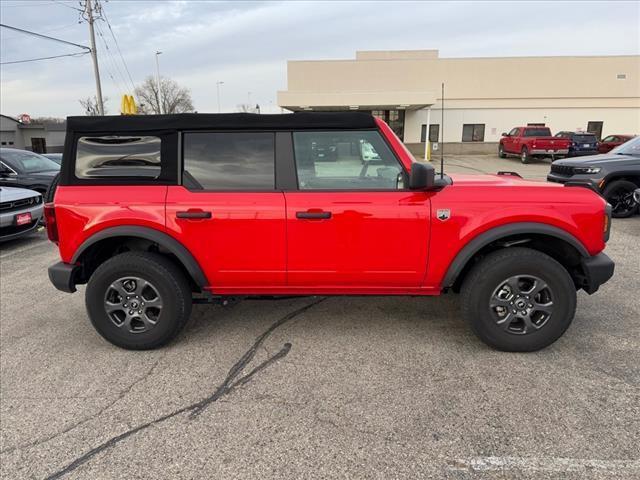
<box><xmin>0</xmin><ymin>23</ymin><xmax>89</xmax><ymax>51</ymax></box>
<box><xmin>50</xmin><ymin>0</ymin><xmax>84</xmax><ymax>12</ymax></box>
<box><xmin>101</xmin><ymin>7</ymin><xmax>135</xmax><ymax>92</ymax></box>
<box><xmin>1</xmin><ymin>51</ymin><xmax>88</xmax><ymax>65</ymax></box>
<box><xmin>94</xmin><ymin>21</ymin><xmax>126</xmax><ymax>94</ymax></box>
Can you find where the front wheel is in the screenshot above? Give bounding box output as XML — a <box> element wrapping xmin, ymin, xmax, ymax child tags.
<box><xmin>461</xmin><ymin>247</ymin><xmax>576</xmax><ymax>352</ymax></box>
<box><xmin>498</xmin><ymin>144</ymin><xmax>506</xmax><ymax>158</ymax></box>
<box><xmin>86</xmin><ymin>251</ymin><xmax>192</xmax><ymax>350</ymax></box>
<box><xmin>520</xmin><ymin>146</ymin><xmax>531</xmax><ymax>164</ymax></box>
<box><xmin>602</xmin><ymin>180</ymin><xmax>639</xmax><ymax>218</ymax></box>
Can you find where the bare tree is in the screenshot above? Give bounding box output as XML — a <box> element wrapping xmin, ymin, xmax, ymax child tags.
<box><xmin>135</xmin><ymin>76</ymin><xmax>194</xmax><ymax>114</ymax></box>
<box><xmin>79</xmin><ymin>96</ymin><xmax>108</xmax><ymax>116</ymax></box>
<box><xmin>236</xmin><ymin>103</ymin><xmax>260</xmax><ymax>113</ymax></box>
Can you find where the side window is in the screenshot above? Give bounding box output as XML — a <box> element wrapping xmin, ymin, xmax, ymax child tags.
<box><xmin>462</xmin><ymin>124</ymin><xmax>485</xmax><ymax>142</ymax></box>
<box><xmin>508</xmin><ymin>128</ymin><xmax>519</xmax><ymax>136</ymax></box>
<box><xmin>292</xmin><ymin>130</ymin><xmax>405</xmax><ymax>190</ymax></box>
<box><xmin>183</xmin><ymin>132</ymin><xmax>275</xmax><ymax>190</ymax></box>
<box><xmin>75</xmin><ymin>135</ymin><xmax>161</xmax><ymax>179</ymax></box>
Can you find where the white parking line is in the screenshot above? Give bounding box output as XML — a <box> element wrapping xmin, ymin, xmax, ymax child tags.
<box><xmin>449</xmin><ymin>456</ymin><xmax>640</xmax><ymax>474</ymax></box>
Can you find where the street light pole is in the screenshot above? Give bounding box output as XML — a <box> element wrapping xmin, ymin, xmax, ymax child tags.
<box><xmin>216</xmin><ymin>81</ymin><xmax>224</xmax><ymax>113</ymax></box>
<box><xmin>85</xmin><ymin>0</ymin><xmax>104</xmax><ymax>115</ymax></box>
<box><xmin>155</xmin><ymin>51</ymin><xmax>163</xmax><ymax>114</ymax></box>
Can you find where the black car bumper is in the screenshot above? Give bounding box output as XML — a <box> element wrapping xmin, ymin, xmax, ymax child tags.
<box><xmin>48</xmin><ymin>261</ymin><xmax>80</xmax><ymax>293</ymax></box>
<box><xmin>579</xmin><ymin>253</ymin><xmax>615</xmax><ymax>294</ymax></box>
<box><xmin>567</xmin><ymin>149</ymin><xmax>599</xmax><ymax>157</ymax></box>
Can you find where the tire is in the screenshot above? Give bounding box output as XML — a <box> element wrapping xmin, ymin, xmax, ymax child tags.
<box><xmin>520</xmin><ymin>146</ymin><xmax>530</xmax><ymax>164</ymax></box>
<box><xmin>498</xmin><ymin>144</ymin><xmax>506</xmax><ymax>158</ymax></box>
<box><xmin>86</xmin><ymin>251</ymin><xmax>192</xmax><ymax>350</ymax></box>
<box><xmin>44</xmin><ymin>173</ymin><xmax>60</xmax><ymax>204</ymax></box>
<box><xmin>602</xmin><ymin>180</ymin><xmax>639</xmax><ymax>218</ymax></box>
<box><xmin>460</xmin><ymin>247</ymin><xmax>576</xmax><ymax>352</ymax></box>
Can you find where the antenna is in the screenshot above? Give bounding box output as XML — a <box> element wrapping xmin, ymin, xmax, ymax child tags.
<box><xmin>440</xmin><ymin>82</ymin><xmax>445</xmax><ymax>179</ymax></box>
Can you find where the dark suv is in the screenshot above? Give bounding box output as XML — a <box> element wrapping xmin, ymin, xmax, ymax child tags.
<box><xmin>548</xmin><ymin>136</ymin><xmax>640</xmax><ymax>217</ymax></box>
<box><xmin>554</xmin><ymin>132</ymin><xmax>599</xmax><ymax>157</ymax></box>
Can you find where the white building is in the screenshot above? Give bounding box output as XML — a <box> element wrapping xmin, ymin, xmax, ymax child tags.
<box><xmin>278</xmin><ymin>50</ymin><xmax>640</xmax><ymax>154</ymax></box>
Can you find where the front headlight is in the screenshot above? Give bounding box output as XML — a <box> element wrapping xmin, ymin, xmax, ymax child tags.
<box><xmin>574</xmin><ymin>167</ymin><xmax>601</xmax><ymax>174</ymax></box>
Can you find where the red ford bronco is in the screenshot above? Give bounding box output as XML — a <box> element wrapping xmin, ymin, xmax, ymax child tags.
<box><xmin>45</xmin><ymin>113</ymin><xmax>614</xmax><ymax>352</ymax></box>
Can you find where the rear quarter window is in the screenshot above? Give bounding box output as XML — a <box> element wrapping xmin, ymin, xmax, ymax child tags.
<box><xmin>75</xmin><ymin>136</ymin><xmax>161</xmax><ymax>179</ymax></box>
<box><xmin>523</xmin><ymin>128</ymin><xmax>551</xmax><ymax>137</ymax></box>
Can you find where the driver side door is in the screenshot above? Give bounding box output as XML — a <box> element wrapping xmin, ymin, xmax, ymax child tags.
<box><xmin>285</xmin><ymin>130</ymin><xmax>432</xmax><ymax>291</ymax></box>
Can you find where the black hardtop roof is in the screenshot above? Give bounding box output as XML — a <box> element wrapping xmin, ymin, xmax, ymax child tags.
<box><xmin>66</xmin><ymin>112</ymin><xmax>377</xmax><ymax>133</ymax></box>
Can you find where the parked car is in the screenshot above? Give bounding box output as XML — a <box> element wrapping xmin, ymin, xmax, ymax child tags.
<box><xmin>554</xmin><ymin>131</ymin><xmax>599</xmax><ymax>157</ymax></box>
<box><xmin>0</xmin><ymin>186</ymin><xmax>43</xmax><ymax>242</ymax></box>
<box><xmin>547</xmin><ymin>135</ymin><xmax>640</xmax><ymax>217</ymax></box>
<box><xmin>46</xmin><ymin>112</ymin><xmax>613</xmax><ymax>352</ymax></box>
<box><xmin>598</xmin><ymin>134</ymin><xmax>635</xmax><ymax>154</ymax></box>
<box><xmin>0</xmin><ymin>148</ymin><xmax>60</xmax><ymax>195</ymax></box>
<box><xmin>43</xmin><ymin>153</ymin><xmax>63</xmax><ymax>164</ymax></box>
<box><xmin>499</xmin><ymin>126</ymin><xmax>571</xmax><ymax>163</ymax></box>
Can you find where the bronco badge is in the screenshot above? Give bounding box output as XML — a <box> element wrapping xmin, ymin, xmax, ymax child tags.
<box><xmin>437</xmin><ymin>209</ymin><xmax>451</xmax><ymax>221</ymax></box>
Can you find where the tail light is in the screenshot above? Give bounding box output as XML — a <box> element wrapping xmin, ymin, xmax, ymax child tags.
<box><xmin>44</xmin><ymin>203</ymin><xmax>58</xmax><ymax>243</ymax></box>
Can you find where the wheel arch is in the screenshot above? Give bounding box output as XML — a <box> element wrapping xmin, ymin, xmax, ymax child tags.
<box><xmin>72</xmin><ymin>226</ymin><xmax>208</xmax><ymax>290</ymax></box>
<box><xmin>443</xmin><ymin>223</ymin><xmax>589</xmax><ymax>292</ymax></box>
<box><xmin>600</xmin><ymin>172</ymin><xmax>640</xmax><ymax>191</ymax></box>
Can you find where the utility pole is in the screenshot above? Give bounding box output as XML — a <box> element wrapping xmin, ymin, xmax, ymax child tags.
<box><xmin>155</xmin><ymin>51</ymin><xmax>163</xmax><ymax>114</ymax></box>
<box><xmin>84</xmin><ymin>0</ymin><xmax>104</xmax><ymax>115</ymax></box>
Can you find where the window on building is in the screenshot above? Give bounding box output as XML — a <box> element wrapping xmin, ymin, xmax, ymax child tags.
<box><xmin>183</xmin><ymin>132</ymin><xmax>275</xmax><ymax>190</ymax></box>
<box><xmin>75</xmin><ymin>135</ymin><xmax>161</xmax><ymax>179</ymax></box>
<box><xmin>292</xmin><ymin>130</ymin><xmax>405</xmax><ymax>190</ymax></box>
<box><xmin>587</xmin><ymin>121</ymin><xmax>604</xmax><ymax>141</ymax></box>
<box><xmin>420</xmin><ymin>124</ymin><xmax>440</xmax><ymax>143</ymax></box>
<box><xmin>462</xmin><ymin>124</ymin><xmax>485</xmax><ymax>142</ymax></box>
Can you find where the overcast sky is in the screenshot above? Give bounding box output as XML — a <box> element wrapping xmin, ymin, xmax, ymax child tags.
<box><xmin>1</xmin><ymin>0</ymin><xmax>638</xmax><ymax>118</ymax></box>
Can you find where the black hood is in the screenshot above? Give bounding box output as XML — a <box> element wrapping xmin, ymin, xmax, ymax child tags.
<box><xmin>553</xmin><ymin>153</ymin><xmax>640</xmax><ymax>166</ymax></box>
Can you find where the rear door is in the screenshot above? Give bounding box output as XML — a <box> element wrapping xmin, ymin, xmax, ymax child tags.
<box><xmin>284</xmin><ymin>129</ymin><xmax>431</xmax><ymax>291</ymax></box>
<box><xmin>165</xmin><ymin>131</ymin><xmax>286</xmax><ymax>291</ymax></box>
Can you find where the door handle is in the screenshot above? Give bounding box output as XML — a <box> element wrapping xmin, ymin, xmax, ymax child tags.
<box><xmin>296</xmin><ymin>211</ymin><xmax>332</xmax><ymax>220</ymax></box>
<box><xmin>176</xmin><ymin>210</ymin><xmax>212</xmax><ymax>219</ymax></box>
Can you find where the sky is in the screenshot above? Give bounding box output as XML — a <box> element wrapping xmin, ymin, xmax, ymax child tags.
<box><xmin>1</xmin><ymin>0</ymin><xmax>639</xmax><ymax>118</ymax></box>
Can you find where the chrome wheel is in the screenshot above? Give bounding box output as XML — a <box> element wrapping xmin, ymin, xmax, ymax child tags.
<box><xmin>489</xmin><ymin>275</ymin><xmax>553</xmax><ymax>335</ymax></box>
<box><xmin>104</xmin><ymin>276</ymin><xmax>163</xmax><ymax>334</ymax></box>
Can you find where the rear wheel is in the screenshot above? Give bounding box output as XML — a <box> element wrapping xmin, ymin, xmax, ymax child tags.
<box><xmin>520</xmin><ymin>146</ymin><xmax>531</xmax><ymax>164</ymax></box>
<box><xmin>461</xmin><ymin>247</ymin><xmax>576</xmax><ymax>352</ymax></box>
<box><xmin>86</xmin><ymin>251</ymin><xmax>192</xmax><ymax>350</ymax></box>
<box><xmin>602</xmin><ymin>180</ymin><xmax>639</xmax><ymax>218</ymax></box>
<box><xmin>498</xmin><ymin>144</ymin><xmax>506</xmax><ymax>158</ymax></box>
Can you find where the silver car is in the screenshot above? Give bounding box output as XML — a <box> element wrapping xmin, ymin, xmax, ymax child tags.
<box><xmin>0</xmin><ymin>186</ymin><xmax>44</xmax><ymax>242</ymax></box>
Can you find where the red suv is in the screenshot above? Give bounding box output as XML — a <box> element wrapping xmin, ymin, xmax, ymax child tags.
<box><xmin>46</xmin><ymin>113</ymin><xmax>614</xmax><ymax>352</ymax></box>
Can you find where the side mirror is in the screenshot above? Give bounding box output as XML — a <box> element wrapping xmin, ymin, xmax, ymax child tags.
<box><xmin>409</xmin><ymin>162</ymin><xmax>435</xmax><ymax>190</ymax></box>
<box><xmin>501</xmin><ymin>132</ymin><xmax>508</xmax><ymax>137</ymax></box>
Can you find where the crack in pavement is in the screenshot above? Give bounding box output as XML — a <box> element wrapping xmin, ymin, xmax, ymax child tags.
<box><xmin>43</xmin><ymin>297</ymin><xmax>325</xmax><ymax>480</ymax></box>
<box><xmin>1</xmin><ymin>354</ymin><xmax>167</xmax><ymax>456</ymax></box>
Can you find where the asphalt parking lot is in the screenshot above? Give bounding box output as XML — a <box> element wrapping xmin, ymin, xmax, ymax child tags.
<box><xmin>1</xmin><ymin>155</ymin><xmax>639</xmax><ymax>479</ymax></box>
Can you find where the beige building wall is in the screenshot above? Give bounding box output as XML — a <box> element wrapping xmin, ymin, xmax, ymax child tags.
<box><xmin>278</xmin><ymin>50</ymin><xmax>640</xmax><ymax>146</ymax></box>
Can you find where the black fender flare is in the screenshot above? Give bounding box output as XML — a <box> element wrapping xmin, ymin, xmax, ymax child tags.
<box><xmin>72</xmin><ymin>225</ymin><xmax>208</xmax><ymax>288</ymax></box>
<box><xmin>441</xmin><ymin>222</ymin><xmax>589</xmax><ymax>288</ymax></box>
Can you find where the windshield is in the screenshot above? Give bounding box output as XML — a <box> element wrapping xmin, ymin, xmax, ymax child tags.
<box><xmin>0</xmin><ymin>149</ymin><xmax>60</xmax><ymax>173</ymax></box>
<box><xmin>611</xmin><ymin>136</ymin><xmax>640</xmax><ymax>156</ymax></box>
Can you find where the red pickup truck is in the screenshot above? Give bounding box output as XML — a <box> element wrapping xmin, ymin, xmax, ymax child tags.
<box><xmin>45</xmin><ymin>113</ymin><xmax>614</xmax><ymax>352</ymax></box>
<box><xmin>499</xmin><ymin>126</ymin><xmax>571</xmax><ymax>163</ymax></box>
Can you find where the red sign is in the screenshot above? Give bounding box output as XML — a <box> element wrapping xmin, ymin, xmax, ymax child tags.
<box><xmin>15</xmin><ymin>212</ymin><xmax>32</xmax><ymax>226</ymax></box>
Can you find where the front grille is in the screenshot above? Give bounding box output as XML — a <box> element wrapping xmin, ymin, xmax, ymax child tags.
<box><xmin>551</xmin><ymin>164</ymin><xmax>574</xmax><ymax>176</ymax></box>
<box><xmin>0</xmin><ymin>195</ymin><xmax>42</xmax><ymax>213</ymax></box>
